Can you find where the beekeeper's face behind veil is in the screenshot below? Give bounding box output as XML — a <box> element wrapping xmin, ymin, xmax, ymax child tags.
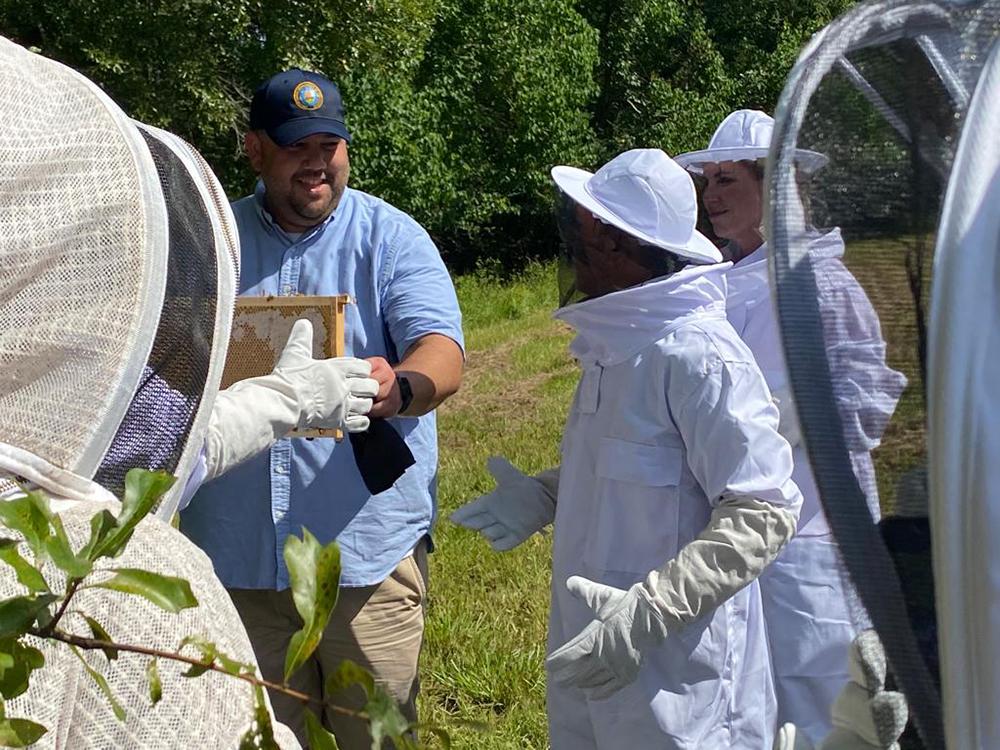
<box><xmin>552</xmin><ymin>148</ymin><xmax>722</xmax><ymax>307</ymax></box>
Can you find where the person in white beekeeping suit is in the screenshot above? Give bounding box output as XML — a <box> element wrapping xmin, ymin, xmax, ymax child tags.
<box><xmin>0</xmin><ymin>37</ymin><xmax>378</xmax><ymax>749</ymax></box>
<box><xmin>452</xmin><ymin>148</ymin><xmax>804</xmax><ymax>749</ymax></box>
<box><xmin>674</xmin><ymin>109</ymin><xmax>908</xmax><ymax>743</ymax></box>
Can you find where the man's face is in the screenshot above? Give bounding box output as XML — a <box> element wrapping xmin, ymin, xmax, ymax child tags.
<box><xmin>570</xmin><ymin>206</ymin><xmax>651</xmax><ymax>298</ymax></box>
<box><xmin>245</xmin><ymin>131</ymin><xmax>350</xmax><ymax>232</ymax></box>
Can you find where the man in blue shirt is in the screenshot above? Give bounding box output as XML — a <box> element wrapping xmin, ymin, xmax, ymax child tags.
<box><xmin>180</xmin><ymin>68</ymin><xmax>464</xmax><ymax>747</ymax></box>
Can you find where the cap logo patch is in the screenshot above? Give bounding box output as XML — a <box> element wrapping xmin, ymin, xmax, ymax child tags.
<box><xmin>293</xmin><ymin>81</ymin><xmax>324</xmax><ymax>111</ymax></box>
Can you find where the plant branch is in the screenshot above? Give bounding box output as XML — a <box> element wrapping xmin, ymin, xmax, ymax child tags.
<box><xmin>32</xmin><ymin>629</ymin><xmax>368</xmax><ymax>721</ymax></box>
<box><xmin>43</xmin><ymin>577</ymin><xmax>83</xmax><ymax>636</ymax></box>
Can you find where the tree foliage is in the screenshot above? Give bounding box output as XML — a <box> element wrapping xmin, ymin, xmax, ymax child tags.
<box><xmin>0</xmin><ymin>0</ymin><xmax>854</xmax><ymax>270</ymax></box>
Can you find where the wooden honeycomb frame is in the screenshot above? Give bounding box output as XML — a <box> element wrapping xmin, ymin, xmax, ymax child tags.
<box><xmin>220</xmin><ymin>295</ymin><xmax>351</xmax><ymax>438</ymax></box>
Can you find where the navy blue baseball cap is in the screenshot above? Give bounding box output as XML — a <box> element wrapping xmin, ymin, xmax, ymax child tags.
<box><xmin>249</xmin><ymin>68</ymin><xmax>352</xmax><ymax>146</ymax></box>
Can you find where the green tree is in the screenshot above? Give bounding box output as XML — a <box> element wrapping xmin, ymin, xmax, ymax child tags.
<box><xmin>0</xmin><ymin>0</ymin><xmax>857</xmax><ymax>269</ymax></box>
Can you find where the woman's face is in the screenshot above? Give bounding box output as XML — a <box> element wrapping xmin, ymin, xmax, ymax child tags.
<box><xmin>701</xmin><ymin>161</ymin><xmax>764</xmax><ymax>250</ymax></box>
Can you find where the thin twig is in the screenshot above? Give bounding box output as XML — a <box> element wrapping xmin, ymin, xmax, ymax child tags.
<box><xmin>31</xmin><ymin>629</ymin><xmax>367</xmax><ymax>721</ymax></box>
<box><xmin>43</xmin><ymin>578</ymin><xmax>83</xmax><ymax>636</ymax></box>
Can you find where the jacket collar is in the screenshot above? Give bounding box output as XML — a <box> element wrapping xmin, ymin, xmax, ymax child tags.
<box><xmin>554</xmin><ymin>263</ymin><xmax>730</xmax><ymax>366</ymax></box>
<box><xmin>725</xmin><ymin>227</ymin><xmax>845</xmax><ymax>309</ymax></box>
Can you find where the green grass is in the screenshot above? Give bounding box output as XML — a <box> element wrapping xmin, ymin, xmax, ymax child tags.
<box><xmin>420</xmin><ymin>262</ymin><xmax>571</xmax><ymax>749</ymax></box>
<box><xmin>419</xmin><ymin>248</ymin><xmax>926</xmax><ymax>747</ymax></box>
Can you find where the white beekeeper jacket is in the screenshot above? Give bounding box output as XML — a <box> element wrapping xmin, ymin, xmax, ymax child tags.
<box><xmin>548</xmin><ymin>264</ymin><xmax>802</xmax><ymax>750</ymax></box>
<box><xmin>725</xmin><ymin>227</ymin><xmax>909</xmax><ymax>741</ymax></box>
<box><xmin>726</xmin><ymin>228</ymin><xmax>906</xmax><ymax>534</ymax></box>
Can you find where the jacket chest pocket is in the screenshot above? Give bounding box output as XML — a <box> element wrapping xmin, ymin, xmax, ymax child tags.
<box><xmin>584</xmin><ymin>437</ymin><xmax>684</xmax><ymax>578</ymax></box>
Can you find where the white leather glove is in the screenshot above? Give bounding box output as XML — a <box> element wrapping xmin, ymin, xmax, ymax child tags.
<box><xmin>773</xmin><ymin>631</ymin><xmax>908</xmax><ymax>750</ymax></box>
<box><xmin>775</xmin><ymin>723</ymin><xmax>817</xmax><ymax>750</ymax></box>
<box><xmin>545</xmin><ymin>576</ymin><xmax>668</xmax><ymax>699</ymax></box>
<box><xmin>449</xmin><ymin>457</ymin><xmax>558</xmax><ymax>551</ymax></box>
<box><xmin>772</xmin><ymin>386</ymin><xmax>803</xmax><ymax>448</ymax></box>
<box><xmin>203</xmin><ymin>319</ymin><xmax>378</xmax><ymax>480</ymax></box>
<box><xmin>547</xmin><ymin>496</ymin><xmax>798</xmax><ymax>699</ymax></box>
<box><xmin>821</xmin><ymin>630</ymin><xmax>908</xmax><ymax>750</ymax></box>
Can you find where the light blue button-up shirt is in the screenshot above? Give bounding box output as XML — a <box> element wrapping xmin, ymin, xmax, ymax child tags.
<box><xmin>180</xmin><ymin>184</ymin><xmax>464</xmax><ymax>589</ymax></box>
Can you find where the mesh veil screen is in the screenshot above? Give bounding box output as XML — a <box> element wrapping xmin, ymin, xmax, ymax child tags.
<box><xmin>0</xmin><ymin>38</ymin><xmax>157</xmax><ymax>475</ymax></box>
<box><xmin>94</xmin><ymin>132</ymin><xmax>217</xmax><ymax>497</ymax></box>
<box><xmin>769</xmin><ymin>2</ymin><xmax>1000</xmax><ymax>746</ymax></box>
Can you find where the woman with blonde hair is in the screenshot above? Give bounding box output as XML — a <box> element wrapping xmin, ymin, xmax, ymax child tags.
<box><xmin>676</xmin><ymin>109</ymin><xmax>907</xmax><ymax>743</ymax></box>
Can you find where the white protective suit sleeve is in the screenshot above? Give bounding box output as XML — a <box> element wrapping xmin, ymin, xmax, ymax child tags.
<box><xmin>774</xmin><ymin>630</ymin><xmax>908</xmax><ymax>750</ymax></box>
<box><xmin>202</xmin><ymin>319</ymin><xmax>379</xmax><ymax>482</ymax></box>
<box><xmin>815</xmin><ymin>273</ymin><xmax>907</xmax><ymax>454</ymax></box>
<box><xmin>772</xmin><ymin>385</ymin><xmax>803</xmax><ymax>448</ymax></box>
<box><xmin>449</xmin><ymin>457</ymin><xmax>559</xmax><ymax>551</ymax></box>
<box><xmin>547</xmin><ymin>354</ymin><xmax>802</xmax><ymax>698</ymax></box>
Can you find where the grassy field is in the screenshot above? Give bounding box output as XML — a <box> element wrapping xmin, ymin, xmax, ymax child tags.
<box><xmin>417</xmin><ymin>247</ymin><xmax>926</xmax><ymax>748</ymax></box>
<box><xmin>418</xmin><ymin>262</ymin><xmax>572</xmax><ymax>748</ymax></box>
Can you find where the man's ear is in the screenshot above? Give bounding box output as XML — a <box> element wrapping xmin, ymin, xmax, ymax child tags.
<box><xmin>244</xmin><ymin>131</ymin><xmax>263</xmax><ymax>173</ymax></box>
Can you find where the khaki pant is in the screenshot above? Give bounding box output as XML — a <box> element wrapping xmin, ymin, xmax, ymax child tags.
<box><xmin>229</xmin><ymin>539</ymin><xmax>428</xmax><ymax>749</ymax></box>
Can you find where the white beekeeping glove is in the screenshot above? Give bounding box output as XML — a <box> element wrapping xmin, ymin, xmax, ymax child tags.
<box><xmin>775</xmin><ymin>723</ymin><xmax>818</xmax><ymax>750</ymax></box>
<box><xmin>203</xmin><ymin>319</ymin><xmax>379</xmax><ymax>481</ymax></box>
<box><xmin>822</xmin><ymin>630</ymin><xmax>908</xmax><ymax>750</ymax></box>
<box><xmin>773</xmin><ymin>630</ymin><xmax>908</xmax><ymax>750</ymax></box>
<box><xmin>546</xmin><ymin>495</ymin><xmax>797</xmax><ymax>698</ymax></box>
<box><xmin>450</xmin><ymin>457</ymin><xmax>559</xmax><ymax>551</ymax></box>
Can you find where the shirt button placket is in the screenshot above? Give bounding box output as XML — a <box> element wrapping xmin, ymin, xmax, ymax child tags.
<box><xmin>280</xmin><ymin>244</ymin><xmax>298</xmax><ymax>296</ymax></box>
<box><xmin>270</xmin><ymin>439</ymin><xmax>293</xmax><ymax>587</ymax></box>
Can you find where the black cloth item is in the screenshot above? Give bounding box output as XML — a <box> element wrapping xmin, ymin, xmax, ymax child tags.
<box><xmin>349</xmin><ymin>418</ymin><xmax>415</xmax><ymax>495</ymax></box>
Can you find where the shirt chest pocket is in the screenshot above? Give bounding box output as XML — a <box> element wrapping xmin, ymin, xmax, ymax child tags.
<box><xmin>584</xmin><ymin>438</ymin><xmax>685</xmax><ymax>579</ymax></box>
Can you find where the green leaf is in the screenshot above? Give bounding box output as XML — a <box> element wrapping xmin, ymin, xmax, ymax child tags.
<box><xmin>178</xmin><ymin>635</ymin><xmax>215</xmax><ymax>677</ymax></box>
<box><xmin>80</xmin><ymin>510</ymin><xmax>117</xmax><ymax>561</ymax></box>
<box><xmin>70</xmin><ymin>646</ymin><xmax>125</xmax><ymax>721</ymax></box>
<box><xmin>0</xmin><ymin>494</ymin><xmax>51</xmax><ymax>561</ymax></box>
<box><xmin>88</xmin><ymin>470</ymin><xmax>175</xmax><ymax>561</ymax></box>
<box><xmin>0</xmin><ymin>596</ymin><xmax>56</xmax><ymax>638</ymax></box>
<box><xmin>282</xmin><ymin>529</ymin><xmax>340</xmax><ymax>681</ymax></box>
<box><xmin>44</xmin><ymin>516</ymin><xmax>92</xmax><ymax>578</ymax></box>
<box><xmin>82</xmin><ymin>616</ymin><xmax>118</xmax><ymax>660</ymax></box>
<box><xmin>0</xmin><ymin>716</ymin><xmax>47</xmax><ymax>747</ymax></box>
<box><xmin>324</xmin><ymin>659</ymin><xmax>375</xmax><ymax>698</ymax></box>
<box><xmin>146</xmin><ymin>659</ymin><xmax>162</xmax><ymax>705</ymax></box>
<box><xmin>304</xmin><ymin>709</ymin><xmax>339</xmax><ymax>749</ymax></box>
<box><xmin>0</xmin><ymin>638</ymin><xmax>44</xmax><ymax>700</ymax></box>
<box><xmin>178</xmin><ymin>636</ymin><xmax>250</xmax><ymax>678</ymax></box>
<box><xmin>0</xmin><ymin>540</ymin><xmax>49</xmax><ymax>593</ymax></box>
<box><xmin>238</xmin><ymin>684</ymin><xmax>279</xmax><ymax>750</ymax></box>
<box><xmin>365</xmin><ymin>685</ymin><xmax>412</xmax><ymax>749</ymax></box>
<box><xmin>93</xmin><ymin>569</ymin><xmax>197</xmax><ymax>613</ymax></box>
<box><xmin>324</xmin><ymin>661</ymin><xmax>415</xmax><ymax>749</ymax></box>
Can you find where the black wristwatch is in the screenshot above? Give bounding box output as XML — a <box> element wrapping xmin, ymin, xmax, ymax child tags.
<box><xmin>397</xmin><ymin>375</ymin><xmax>414</xmax><ymax>415</ymax></box>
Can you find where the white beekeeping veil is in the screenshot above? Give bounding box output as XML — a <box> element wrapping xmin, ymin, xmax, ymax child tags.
<box><xmin>926</xmin><ymin>23</ymin><xmax>1000</xmax><ymax>749</ymax></box>
<box><xmin>766</xmin><ymin>1</ymin><xmax>1000</xmax><ymax>748</ymax></box>
<box><xmin>0</xmin><ymin>38</ymin><xmax>300</xmax><ymax>749</ymax></box>
<box><xmin>0</xmin><ymin>37</ymin><xmax>237</xmax><ymax>519</ymax></box>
